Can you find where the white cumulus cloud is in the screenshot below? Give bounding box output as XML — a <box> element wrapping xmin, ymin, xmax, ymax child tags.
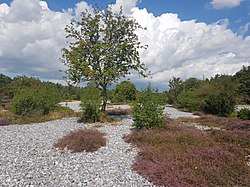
<box><xmin>210</xmin><ymin>0</ymin><xmax>244</xmax><ymax>9</ymax></box>
<box><xmin>131</xmin><ymin>7</ymin><xmax>250</xmax><ymax>87</ymax></box>
<box><xmin>109</xmin><ymin>0</ymin><xmax>138</xmax><ymax>15</ymax></box>
<box><xmin>0</xmin><ymin>0</ymin><xmax>71</xmax><ymax>80</ymax></box>
<box><xmin>0</xmin><ymin>0</ymin><xmax>249</xmax><ymax>90</ymax></box>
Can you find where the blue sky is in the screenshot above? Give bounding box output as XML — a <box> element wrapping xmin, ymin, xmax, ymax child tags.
<box><xmin>0</xmin><ymin>0</ymin><xmax>249</xmax><ymax>90</ymax></box>
<box><xmin>2</xmin><ymin>0</ymin><xmax>250</xmax><ymax>36</ymax></box>
<box><xmin>3</xmin><ymin>0</ymin><xmax>249</xmax><ymax>35</ymax></box>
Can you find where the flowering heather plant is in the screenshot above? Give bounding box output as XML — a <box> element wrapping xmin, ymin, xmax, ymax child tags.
<box><xmin>124</xmin><ymin>118</ymin><xmax>250</xmax><ymax>186</ymax></box>
<box><xmin>0</xmin><ymin>119</ymin><xmax>9</xmax><ymax>126</ymax></box>
<box><xmin>54</xmin><ymin>128</ymin><xmax>106</xmax><ymax>153</ymax></box>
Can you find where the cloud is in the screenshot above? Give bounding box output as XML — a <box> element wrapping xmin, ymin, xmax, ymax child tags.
<box><xmin>240</xmin><ymin>22</ymin><xmax>250</xmax><ymax>35</ymax></box>
<box><xmin>0</xmin><ymin>0</ymin><xmax>71</xmax><ymax>80</ymax></box>
<box><xmin>109</xmin><ymin>0</ymin><xmax>139</xmax><ymax>15</ymax></box>
<box><xmin>0</xmin><ymin>0</ymin><xmax>249</xmax><ymax>90</ymax></box>
<box><xmin>210</xmin><ymin>0</ymin><xmax>243</xmax><ymax>9</ymax></box>
<box><xmin>131</xmin><ymin>7</ymin><xmax>250</xmax><ymax>87</ymax></box>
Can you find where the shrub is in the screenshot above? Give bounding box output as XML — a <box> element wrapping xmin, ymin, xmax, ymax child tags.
<box><xmin>80</xmin><ymin>85</ymin><xmax>102</xmax><ymax>123</ymax></box>
<box><xmin>204</xmin><ymin>92</ymin><xmax>235</xmax><ymax>116</ymax></box>
<box><xmin>111</xmin><ymin>81</ymin><xmax>137</xmax><ymax>103</ymax></box>
<box><xmin>132</xmin><ymin>85</ymin><xmax>164</xmax><ymax>129</ymax></box>
<box><xmin>237</xmin><ymin>108</ymin><xmax>250</xmax><ymax>120</ymax></box>
<box><xmin>11</xmin><ymin>86</ymin><xmax>60</xmax><ymax>117</ymax></box>
<box><xmin>54</xmin><ymin>128</ymin><xmax>106</xmax><ymax>152</ymax></box>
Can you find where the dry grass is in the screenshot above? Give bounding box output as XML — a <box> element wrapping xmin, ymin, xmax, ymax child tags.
<box><xmin>54</xmin><ymin>128</ymin><xmax>106</xmax><ymax>153</ymax></box>
<box><xmin>0</xmin><ymin>106</ymin><xmax>79</xmax><ymax>125</ymax></box>
<box><xmin>124</xmin><ymin>118</ymin><xmax>250</xmax><ymax>186</ymax></box>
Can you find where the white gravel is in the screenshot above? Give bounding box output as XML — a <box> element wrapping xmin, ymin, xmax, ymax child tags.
<box><xmin>0</xmin><ymin>118</ymin><xmax>153</xmax><ymax>186</ymax></box>
<box><xmin>58</xmin><ymin>101</ymin><xmax>82</xmax><ymax>112</ymax></box>
<box><xmin>163</xmin><ymin>107</ymin><xmax>200</xmax><ymax>119</ymax></box>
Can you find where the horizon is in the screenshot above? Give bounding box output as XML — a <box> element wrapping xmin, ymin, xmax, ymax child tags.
<box><xmin>0</xmin><ymin>0</ymin><xmax>249</xmax><ymax>91</ymax></box>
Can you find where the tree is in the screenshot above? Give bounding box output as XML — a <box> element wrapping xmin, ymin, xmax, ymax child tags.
<box><xmin>168</xmin><ymin>77</ymin><xmax>183</xmax><ymax>105</ymax></box>
<box><xmin>0</xmin><ymin>74</ymin><xmax>12</xmax><ymax>88</ymax></box>
<box><xmin>112</xmin><ymin>80</ymin><xmax>137</xmax><ymax>103</ymax></box>
<box><xmin>234</xmin><ymin>66</ymin><xmax>250</xmax><ymax>104</ymax></box>
<box><xmin>61</xmin><ymin>7</ymin><xmax>147</xmax><ymax>111</ymax></box>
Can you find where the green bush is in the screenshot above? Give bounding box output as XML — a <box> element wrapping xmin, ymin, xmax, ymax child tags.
<box><xmin>237</xmin><ymin>108</ymin><xmax>250</xmax><ymax>120</ymax></box>
<box><xmin>111</xmin><ymin>81</ymin><xmax>137</xmax><ymax>103</ymax></box>
<box><xmin>132</xmin><ymin>85</ymin><xmax>164</xmax><ymax>129</ymax></box>
<box><xmin>204</xmin><ymin>92</ymin><xmax>235</xmax><ymax>117</ymax></box>
<box><xmin>11</xmin><ymin>86</ymin><xmax>60</xmax><ymax>117</ymax></box>
<box><xmin>80</xmin><ymin>85</ymin><xmax>102</xmax><ymax>122</ymax></box>
<box><xmin>177</xmin><ymin>90</ymin><xmax>200</xmax><ymax>111</ymax></box>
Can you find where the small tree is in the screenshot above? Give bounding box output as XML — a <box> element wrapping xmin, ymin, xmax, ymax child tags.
<box><xmin>61</xmin><ymin>7</ymin><xmax>147</xmax><ymax>111</ymax></box>
<box><xmin>80</xmin><ymin>85</ymin><xmax>102</xmax><ymax>122</ymax></box>
<box><xmin>132</xmin><ymin>85</ymin><xmax>164</xmax><ymax>129</ymax></box>
<box><xmin>168</xmin><ymin>77</ymin><xmax>183</xmax><ymax>105</ymax></box>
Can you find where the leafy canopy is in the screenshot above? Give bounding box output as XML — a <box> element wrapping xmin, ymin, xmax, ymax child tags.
<box><xmin>61</xmin><ymin>7</ymin><xmax>147</xmax><ymax>110</ymax></box>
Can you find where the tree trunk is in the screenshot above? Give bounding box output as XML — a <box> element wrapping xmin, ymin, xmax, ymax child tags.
<box><xmin>101</xmin><ymin>85</ymin><xmax>108</xmax><ymax>111</ymax></box>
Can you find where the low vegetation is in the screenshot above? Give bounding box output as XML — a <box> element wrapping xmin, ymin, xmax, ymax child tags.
<box><xmin>124</xmin><ymin>118</ymin><xmax>250</xmax><ymax>186</ymax></box>
<box><xmin>54</xmin><ymin>128</ymin><xmax>106</xmax><ymax>153</ymax></box>
<box><xmin>80</xmin><ymin>85</ymin><xmax>102</xmax><ymax>123</ymax></box>
<box><xmin>132</xmin><ymin>85</ymin><xmax>164</xmax><ymax>129</ymax></box>
<box><xmin>0</xmin><ymin>119</ymin><xmax>9</xmax><ymax>126</ymax></box>
<box><xmin>237</xmin><ymin>108</ymin><xmax>250</xmax><ymax>120</ymax></box>
<box><xmin>167</xmin><ymin>66</ymin><xmax>250</xmax><ymax>117</ymax></box>
<box><xmin>107</xmin><ymin>108</ymin><xmax>131</xmax><ymax>116</ymax></box>
<box><xmin>1</xmin><ymin>106</ymin><xmax>78</xmax><ymax>125</ymax></box>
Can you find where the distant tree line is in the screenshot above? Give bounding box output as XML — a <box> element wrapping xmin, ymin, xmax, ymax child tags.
<box><xmin>166</xmin><ymin>65</ymin><xmax>250</xmax><ymax>117</ymax></box>
<box><xmin>0</xmin><ymin>75</ymin><xmax>83</xmax><ymax>116</ymax></box>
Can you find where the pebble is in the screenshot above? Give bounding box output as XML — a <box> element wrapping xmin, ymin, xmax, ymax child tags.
<box><xmin>0</xmin><ymin>118</ymin><xmax>154</xmax><ymax>186</ymax></box>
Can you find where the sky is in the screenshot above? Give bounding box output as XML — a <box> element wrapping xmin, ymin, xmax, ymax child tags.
<box><xmin>0</xmin><ymin>0</ymin><xmax>250</xmax><ymax>90</ymax></box>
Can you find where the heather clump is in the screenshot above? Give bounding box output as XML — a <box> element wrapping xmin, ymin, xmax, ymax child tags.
<box><xmin>0</xmin><ymin>119</ymin><xmax>9</xmax><ymax>126</ymax></box>
<box><xmin>54</xmin><ymin>128</ymin><xmax>106</xmax><ymax>153</ymax></box>
<box><xmin>124</xmin><ymin>118</ymin><xmax>250</xmax><ymax>186</ymax></box>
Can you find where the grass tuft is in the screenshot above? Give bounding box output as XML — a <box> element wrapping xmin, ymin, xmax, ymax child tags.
<box><xmin>54</xmin><ymin>128</ymin><xmax>106</xmax><ymax>153</ymax></box>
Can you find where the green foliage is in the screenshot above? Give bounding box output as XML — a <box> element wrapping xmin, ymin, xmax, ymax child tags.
<box><xmin>111</xmin><ymin>81</ymin><xmax>137</xmax><ymax>103</ymax></box>
<box><xmin>176</xmin><ymin>74</ymin><xmax>239</xmax><ymax>115</ymax></box>
<box><xmin>204</xmin><ymin>92</ymin><xmax>235</xmax><ymax>116</ymax></box>
<box><xmin>80</xmin><ymin>85</ymin><xmax>102</xmax><ymax>122</ymax></box>
<box><xmin>132</xmin><ymin>85</ymin><xmax>164</xmax><ymax>129</ymax></box>
<box><xmin>234</xmin><ymin>66</ymin><xmax>250</xmax><ymax>104</ymax></box>
<box><xmin>0</xmin><ymin>74</ymin><xmax>12</xmax><ymax>87</ymax></box>
<box><xmin>177</xmin><ymin>90</ymin><xmax>200</xmax><ymax>111</ymax></box>
<box><xmin>237</xmin><ymin>108</ymin><xmax>250</xmax><ymax>120</ymax></box>
<box><xmin>61</xmin><ymin>6</ymin><xmax>147</xmax><ymax>111</ymax></box>
<box><xmin>11</xmin><ymin>86</ymin><xmax>60</xmax><ymax>117</ymax></box>
<box><xmin>168</xmin><ymin>77</ymin><xmax>183</xmax><ymax>105</ymax></box>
